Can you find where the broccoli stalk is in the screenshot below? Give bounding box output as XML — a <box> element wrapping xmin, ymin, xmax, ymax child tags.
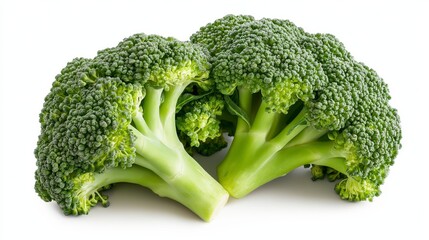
<box><xmin>191</xmin><ymin>15</ymin><xmax>401</xmax><ymax>200</ymax></box>
<box><xmin>127</xmin><ymin>87</ymin><xmax>228</xmax><ymax>220</ymax></box>
<box><xmin>219</xmin><ymin>132</ymin><xmax>347</xmax><ymax>198</ymax></box>
<box><xmin>73</xmin><ymin>159</ymin><xmax>226</xmax><ymax>220</ymax></box>
<box><xmin>127</xmin><ymin>85</ymin><xmax>229</xmax><ymax>219</ymax></box>
<box><xmin>34</xmin><ymin>34</ymin><xmax>229</xmax><ymax>221</ymax></box>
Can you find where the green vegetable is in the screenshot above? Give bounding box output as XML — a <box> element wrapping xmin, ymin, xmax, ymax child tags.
<box><xmin>34</xmin><ymin>34</ymin><xmax>229</xmax><ymax>221</ymax></box>
<box><xmin>176</xmin><ymin>85</ymin><xmax>234</xmax><ymax>156</ymax></box>
<box><xmin>190</xmin><ymin>15</ymin><xmax>402</xmax><ymax>201</ymax></box>
<box><xmin>35</xmin><ymin>16</ymin><xmax>403</xmax><ymax>221</ymax></box>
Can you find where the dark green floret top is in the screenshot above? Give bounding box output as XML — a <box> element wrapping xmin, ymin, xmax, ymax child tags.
<box><xmin>209</xmin><ymin>19</ymin><xmax>327</xmax><ymax>113</ymax></box>
<box><xmin>94</xmin><ymin>34</ymin><xmax>211</xmax><ymax>89</ymax></box>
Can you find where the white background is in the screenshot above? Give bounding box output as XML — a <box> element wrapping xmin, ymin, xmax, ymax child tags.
<box><xmin>1</xmin><ymin>0</ymin><xmax>428</xmax><ymax>239</ymax></box>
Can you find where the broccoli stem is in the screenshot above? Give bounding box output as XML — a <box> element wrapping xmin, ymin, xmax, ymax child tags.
<box><xmin>218</xmin><ymin>98</ymin><xmax>321</xmax><ymax>197</ymax></box>
<box><xmin>129</xmin><ymin>83</ymin><xmax>229</xmax><ymax>221</ymax></box>
<box><xmin>129</xmin><ymin>125</ymin><xmax>184</xmax><ymax>180</ymax></box>
<box><xmin>132</xmin><ymin>111</ymin><xmax>153</xmax><ymax>137</ymax></box>
<box><xmin>130</xmin><ymin>102</ymin><xmax>230</xmax><ymax>221</ymax></box>
<box><xmin>151</xmin><ymin>154</ymin><xmax>229</xmax><ymax>222</ymax></box>
<box><xmin>272</xmin><ymin>142</ymin><xmax>347</xmax><ymax>176</ymax></box>
<box><xmin>75</xmin><ymin>166</ymin><xmax>168</xmax><ymax>213</ymax></box>
<box><xmin>313</xmin><ymin>157</ymin><xmax>348</xmax><ymax>174</ymax></box>
<box><xmin>142</xmin><ymin>87</ymin><xmax>164</xmax><ymax>138</ymax></box>
<box><xmin>82</xmin><ymin>166</ymin><xmax>167</xmax><ymax>199</ymax></box>
<box><xmin>236</xmin><ymin>87</ymin><xmax>253</xmax><ymax>133</ymax></box>
<box><xmin>219</xmin><ymin>138</ymin><xmax>347</xmax><ymax>198</ymax></box>
<box><xmin>286</xmin><ymin>126</ymin><xmax>328</xmax><ymax>147</ymax></box>
<box><xmin>133</xmin><ymin>84</ymin><xmax>186</xmax><ymax>140</ymax></box>
<box><xmin>269</xmin><ymin>107</ymin><xmax>308</xmax><ymax>147</ymax></box>
<box><xmin>135</xmin><ymin>84</ymin><xmax>189</xmax><ymax>147</ymax></box>
<box><xmin>85</xmin><ymin>165</ymin><xmax>228</xmax><ymax>221</ymax></box>
<box><xmin>133</xmin><ymin>153</ymin><xmax>228</xmax><ymax>221</ymax></box>
<box><xmin>160</xmin><ymin>85</ymin><xmax>187</xmax><ymax>127</ymax></box>
<box><xmin>251</xmin><ymin>101</ymin><xmax>280</xmax><ymax>135</ymax></box>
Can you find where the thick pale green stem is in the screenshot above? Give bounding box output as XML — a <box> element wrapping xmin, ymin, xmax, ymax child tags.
<box><xmin>76</xmin><ymin>166</ymin><xmax>169</xmax><ymax>213</ymax></box>
<box><xmin>159</xmin><ymin>85</ymin><xmax>187</xmax><ymax>148</ymax></box>
<box><xmin>236</xmin><ymin>87</ymin><xmax>253</xmax><ymax>133</ymax></box>
<box><xmin>286</xmin><ymin>126</ymin><xmax>328</xmax><ymax>147</ymax></box>
<box><xmin>219</xmin><ymin>105</ymin><xmax>311</xmax><ymax>197</ymax></box>
<box><xmin>218</xmin><ymin>133</ymin><xmax>279</xmax><ymax>198</ymax></box>
<box><xmin>269</xmin><ymin>107</ymin><xmax>308</xmax><ymax>147</ymax></box>
<box><xmin>87</xmin><ymin>165</ymin><xmax>168</xmax><ymax>196</ymax></box>
<box><xmin>126</xmin><ymin>83</ymin><xmax>228</xmax><ymax>221</ymax></box>
<box><xmin>250</xmin><ymin>101</ymin><xmax>281</xmax><ymax>136</ymax></box>
<box><xmin>265</xmin><ymin>112</ymin><xmax>286</xmax><ymax>141</ymax></box>
<box><xmin>133</xmin><ymin>153</ymin><xmax>229</xmax><ymax>221</ymax></box>
<box><xmin>313</xmin><ymin>157</ymin><xmax>348</xmax><ymax>175</ymax></box>
<box><xmin>142</xmin><ymin>87</ymin><xmax>164</xmax><ymax>138</ymax></box>
<box><xmin>132</xmin><ymin>111</ymin><xmax>153</xmax><ymax>137</ymax></box>
<box><xmin>129</xmin><ymin>125</ymin><xmax>183</xmax><ymax>180</ymax></box>
<box><xmin>270</xmin><ymin>142</ymin><xmax>347</xmax><ymax>177</ymax></box>
<box><xmin>88</xmin><ymin>165</ymin><xmax>228</xmax><ymax>221</ymax></box>
<box><xmin>218</xmin><ymin>140</ymin><xmax>347</xmax><ymax>198</ymax></box>
<box><xmin>160</xmin><ymin>84</ymin><xmax>186</xmax><ymax>125</ymax></box>
<box><xmin>159</xmin><ymin>153</ymin><xmax>229</xmax><ymax>222</ymax></box>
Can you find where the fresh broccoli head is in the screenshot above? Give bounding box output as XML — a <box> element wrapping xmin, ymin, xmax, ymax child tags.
<box><xmin>191</xmin><ymin>15</ymin><xmax>402</xmax><ymax>200</ymax></box>
<box><xmin>34</xmin><ymin>34</ymin><xmax>229</xmax><ymax>221</ymax></box>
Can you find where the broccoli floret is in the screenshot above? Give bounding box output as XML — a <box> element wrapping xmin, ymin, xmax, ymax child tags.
<box><xmin>191</xmin><ymin>15</ymin><xmax>402</xmax><ymax>201</ymax></box>
<box><xmin>34</xmin><ymin>34</ymin><xmax>229</xmax><ymax>221</ymax></box>
<box><xmin>190</xmin><ymin>14</ymin><xmax>255</xmax><ymax>54</ymax></box>
<box><xmin>173</xmin><ymin>83</ymin><xmax>230</xmax><ymax>156</ymax></box>
<box><xmin>177</xmin><ymin>94</ymin><xmax>225</xmax><ymax>147</ymax></box>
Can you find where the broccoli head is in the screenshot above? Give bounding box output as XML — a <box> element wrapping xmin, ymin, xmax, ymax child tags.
<box><xmin>34</xmin><ymin>34</ymin><xmax>229</xmax><ymax>221</ymax></box>
<box><xmin>191</xmin><ymin>15</ymin><xmax>402</xmax><ymax>200</ymax></box>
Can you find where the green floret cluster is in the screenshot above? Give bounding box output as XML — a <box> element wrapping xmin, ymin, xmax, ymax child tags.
<box><xmin>35</xmin><ymin>58</ymin><xmax>140</xmax><ymax>211</ymax></box>
<box><xmin>93</xmin><ymin>34</ymin><xmax>211</xmax><ymax>88</ymax></box>
<box><xmin>35</xmin><ymin>15</ymin><xmax>402</xmax><ymax>221</ymax></box>
<box><xmin>35</xmin><ymin>34</ymin><xmax>228</xmax><ymax>221</ymax></box>
<box><xmin>188</xmin><ymin>15</ymin><xmax>401</xmax><ymax>201</ymax></box>
<box><xmin>177</xmin><ymin>93</ymin><xmax>225</xmax><ymax>148</ymax></box>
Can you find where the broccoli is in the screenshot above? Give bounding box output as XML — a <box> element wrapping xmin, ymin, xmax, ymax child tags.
<box><xmin>190</xmin><ymin>15</ymin><xmax>402</xmax><ymax>200</ymax></box>
<box><xmin>176</xmin><ymin>90</ymin><xmax>231</xmax><ymax>156</ymax></box>
<box><xmin>34</xmin><ymin>34</ymin><xmax>229</xmax><ymax>221</ymax></box>
<box><xmin>177</xmin><ymin>93</ymin><xmax>225</xmax><ymax>148</ymax></box>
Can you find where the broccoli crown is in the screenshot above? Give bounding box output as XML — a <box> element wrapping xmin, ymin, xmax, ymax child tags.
<box><xmin>94</xmin><ymin>34</ymin><xmax>211</xmax><ymax>89</ymax></box>
<box><xmin>302</xmin><ymin>33</ymin><xmax>401</xmax><ymax>194</ymax></box>
<box><xmin>193</xmin><ymin>16</ymin><xmax>327</xmax><ymax>114</ymax></box>
<box><xmin>34</xmin><ymin>34</ymin><xmax>231</xmax><ymax>220</ymax></box>
<box><xmin>303</xmin><ymin>34</ymin><xmax>391</xmax><ymax>130</ymax></box>
<box><xmin>195</xmin><ymin>15</ymin><xmax>402</xmax><ymax>201</ymax></box>
<box><xmin>34</xmin><ymin>58</ymin><xmax>141</xmax><ymax>212</ymax></box>
<box><xmin>35</xmin><ymin>34</ymin><xmax>214</xmax><ymax>206</ymax></box>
